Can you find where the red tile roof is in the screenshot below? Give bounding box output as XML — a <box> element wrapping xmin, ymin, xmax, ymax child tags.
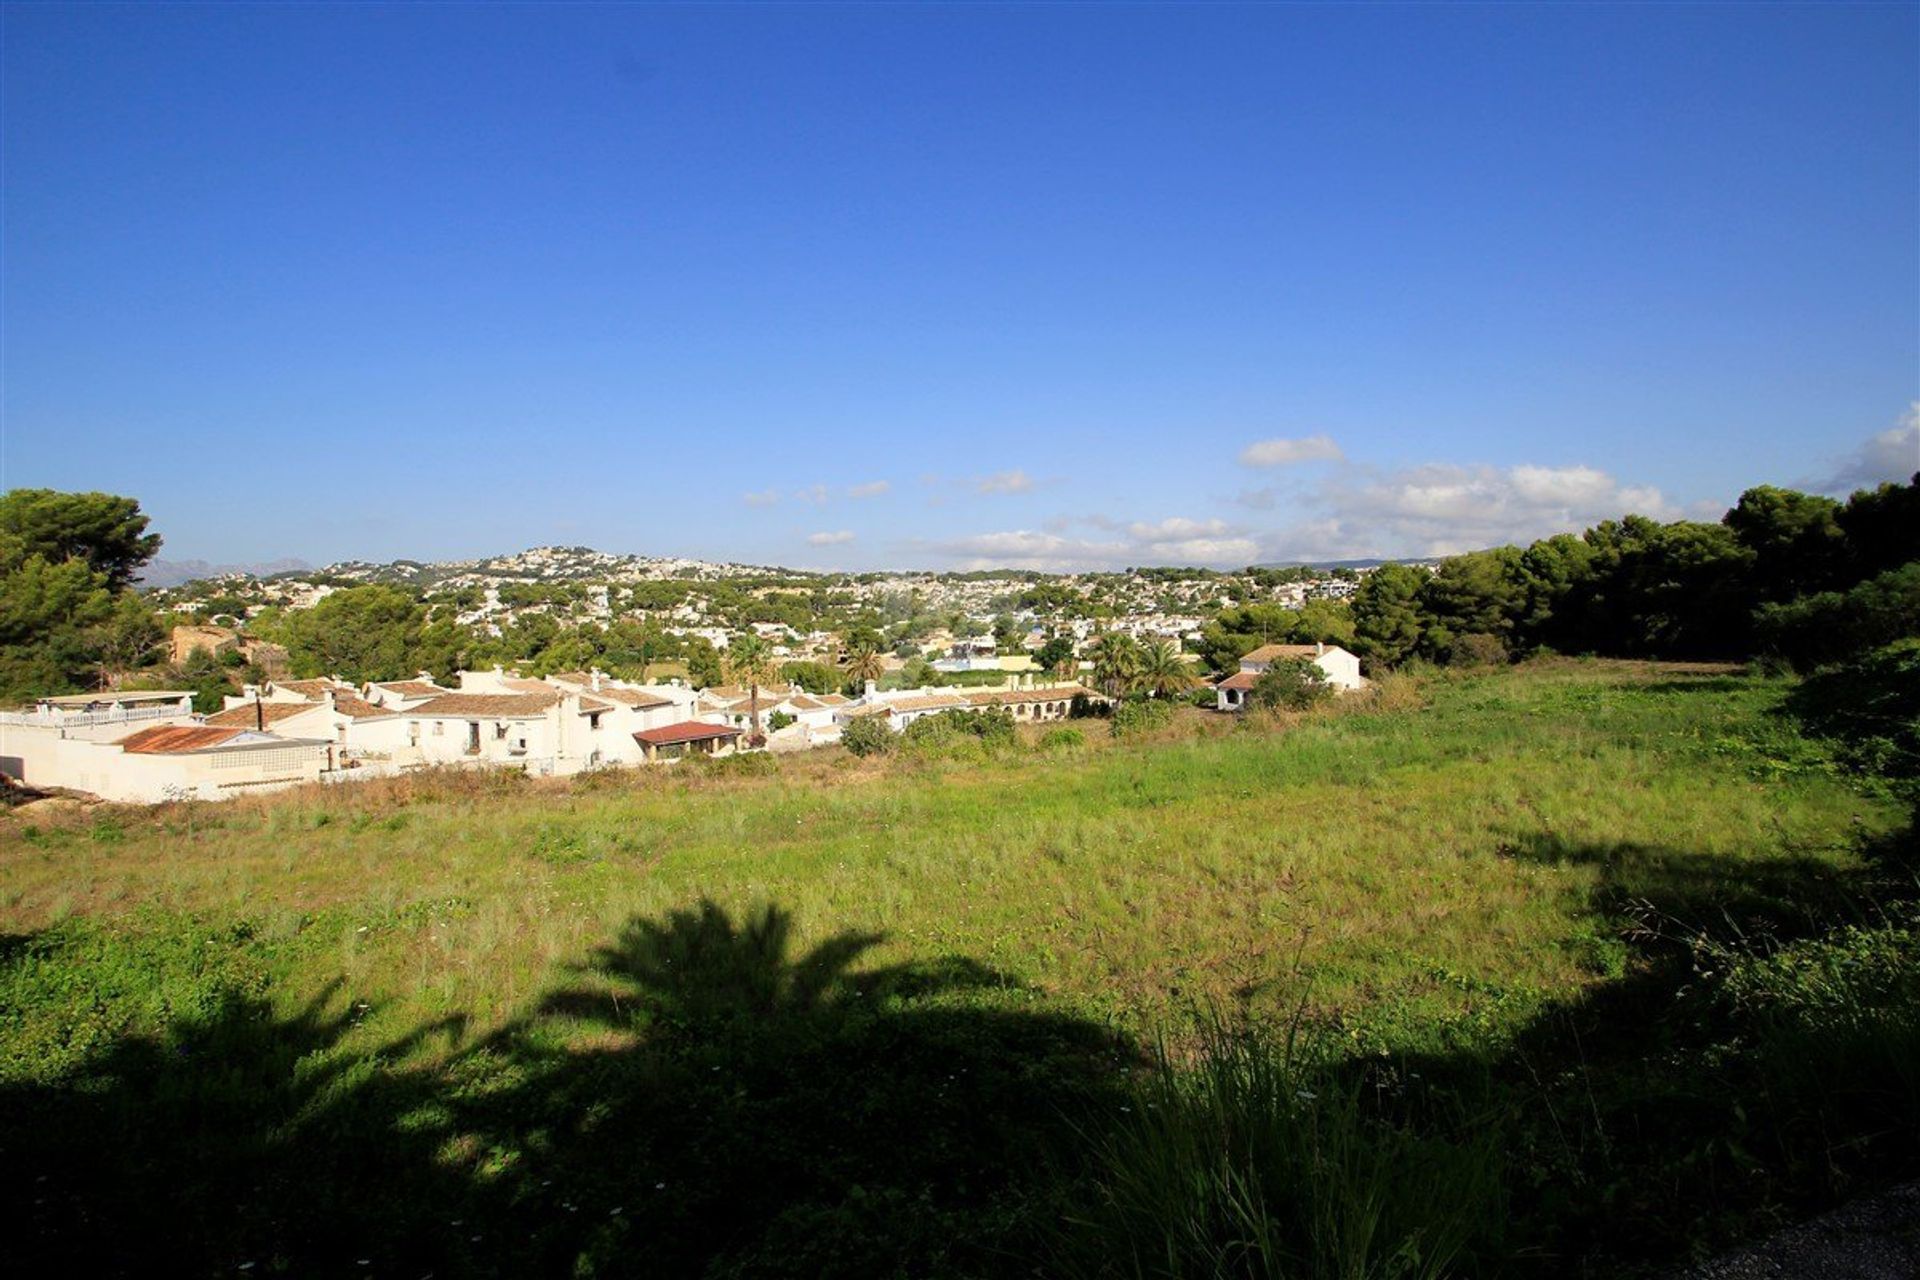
<box><xmin>634</xmin><ymin>720</ymin><xmax>743</xmax><ymax>746</ymax></box>
<box><xmin>118</xmin><ymin>725</ymin><xmax>250</xmax><ymax>754</ymax></box>
<box><xmin>1217</xmin><ymin>671</ymin><xmax>1259</xmax><ymax>691</ymax></box>
<box><xmin>405</xmin><ymin>692</ymin><xmax>559</xmax><ymax>718</ymax></box>
<box><xmin>1241</xmin><ymin>644</ymin><xmax>1333</xmax><ymax>664</ymax></box>
<box><xmin>204</xmin><ymin>701</ymin><xmax>323</xmax><ymax>728</ymax></box>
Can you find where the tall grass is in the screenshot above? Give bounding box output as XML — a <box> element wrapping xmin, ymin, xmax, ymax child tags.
<box><xmin>1061</xmin><ymin>1011</ymin><xmax>1501</xmax><ymax>1280</ymax></box>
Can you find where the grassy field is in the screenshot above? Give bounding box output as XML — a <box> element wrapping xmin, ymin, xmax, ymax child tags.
<box><xmin>1</xmin><ymin>660</ymin><xmax>1913</xmax><ymax>1277</ymax></box>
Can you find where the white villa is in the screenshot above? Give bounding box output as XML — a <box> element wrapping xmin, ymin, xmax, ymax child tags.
<box><xmin>1214</xmin><ymin>643</ymin><xmax>1365</xmax><ymax>711</ymax></box>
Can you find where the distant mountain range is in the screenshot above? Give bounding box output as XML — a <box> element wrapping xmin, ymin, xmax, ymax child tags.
<box><xmin>137</xmin><ymin>558</ymin><xmax>313</xmax><ymax>588</ymax></box>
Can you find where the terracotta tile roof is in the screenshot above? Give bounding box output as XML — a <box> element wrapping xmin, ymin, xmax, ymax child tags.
<box><xmin>1242</xmin><ymin>644</ymin><xmax>1332</xmax><ymax>665</ymax></box>
<box><xmin>404</xmin><ymin>692</ymin><xmax>559</xmax><ymax>718</ymax></box>
<box><xmin>702</xmin><ymin>683</ymin><xmax>798</xmax><ymax>703</ymax></box>
<box><xmin>962</xmin><ymin>685</ymin><xmax>1090</xmax><ymax>707</ymax></box>
<box><xmin>204</xmin><ymin>701</ymin><xmax>324</xmax><ymax>728</ymax></box>
<box><xmin>369</xmin><ymin>680</ymin><xmax>448</xmax><ymax>697</ymax></box>
<box><xmin>272</xmin><ymin>678</ymin><xmax>353</xmax><ymax>701</ymax></box>
<box><xmin>876</xmin><ymin>693</ymin><xmax>970</xmax><ymax>714</ymax></box>
<box><xmin>1217</xmin><ymin>671</ymin><xmax>1259</xmax><ymax>691</ymax></box>
<box><xmin>634</xmin><ymin>720</ymin><xmax>744</xmax><ymax>746</ymax></box>
<box><xmin>546</xmin><ymin>671</ymin><xmax>594</xmax><ymax>687</ymax></box>
<box><xmin>332</xmin><ymin>693</ymin><xmax>397</xmax><ymax>720</ymax></box>
<box><xmin>500</xmin><ymin>677</ymin><xmax>555</xmax><ymax>695</ymax></box>
<box><xmin>118</xmin><ymin>725</ymin><xmax>249</xmax><ymax>754</ymax></box>
<box><xmin>577</xmin><ymin>695</ymin><xmax>614</xmax><ymax>713</ymax></box>
<box><xmin>584</xmin><ymin>686</ymin><xmax>675</xmax><ymax>709</ymax></box>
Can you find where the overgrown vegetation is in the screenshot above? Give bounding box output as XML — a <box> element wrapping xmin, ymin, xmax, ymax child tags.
<box><xmin>2</xmin><ymin>661</ymin><xmax>1913</xmax><ymax>1275</ymax></box>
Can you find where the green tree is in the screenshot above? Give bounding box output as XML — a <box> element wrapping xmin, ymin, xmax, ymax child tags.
<box><xmin>0</xmin><ymin>537</ymin><xmax>115</xmax><ymax>700</ymax></box>
<box><xmin>1723</xmin><ymin>485</ymin><xmax>1846</xmax><ymax>604</ymax></box>
<box><xmin>1087</xmin><ymin>632</ymin><xmax>1143</xmax><ymax>698</ymax></box>
<box><xmin>1248</xmin><ymin>657</ymin><xmax>1331</xmax><ymax>711</ymax></box>
<box><xmin>840</xmin><ymin>712</ymin><xmax>893</xmax><ymax>758</ymax></box>
<box><xmin>1837</xmin><ymin>475</ymin><xmax>1920</xmax><ymax>583</ymax></box>
<box><xmin>1033</xmin><ymin>635</ymin><xmax>1075</xmax><ymax>677</ymax></box>
<box><xmin>684</xmin><ymin>637</ymin><xmax>724</xmax><ymax>689</ymax></box>
<box><xmin>842</xmin><ymin>642</ymin><xmax>885</xmax><ymax>693</ymax></box>
<box><xmin>89</xmin><ymin>592</ymin><xmax>166</xmax><ymax>686</ymax></box>
<box><xmin>1351</xmin><ymin>564</ymin><xmax>1428</xmax><ymax>667</ymax></box>
<box><xmin>1419</xmin><ymin>549</ymin><xmax>1525</xmax><ymax>658</ymax></box>
<box><xmin>727</xmin><ymin>633</ymin><xmax>778</xmax><ymax>747</ymax></box>
<box><xmin>0</xmin><ymin>489</ymin><xmax>161</xmax><ymax>591</ymax></box>
<box><xmin>1136</xmin><ymin>639</ymin><xmax>1195</xmax><ymax>700</ymax></box>
<box><xmin>278</xmin><ymin>586</ymin><xmax>429</xmax><ymax>683</ymax></box>
<box><xmin>780</xmin><ymin>661</ymin><xmax>838</xmax><ymax>695</ymax></box>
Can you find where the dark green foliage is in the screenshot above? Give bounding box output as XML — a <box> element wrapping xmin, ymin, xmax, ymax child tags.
<box><xmin>1247</xmin><ymin>657</ymin><xmax>1333</xmax><ymax>710</ymax></box>
<box><xmin>1109</xmin><ymin>697</ymin><xmax>1173</xmax><ymax>737</ymax></box>
<box><xmin>1755</xmin><ymin>563</ymin><xmax>1920</xmax><ymax>671</ymax></box>
<box><xmin>1339</xmin><ymin>475</ymin><xmax>1920</xmax><ymax>671</ymax></box>
<box><xmin>840</xmin><ymin>713</ymin><xmax>894</xmax><ymax>757</ymax></box>
<box><xmin>0</xmin><ymin>488</ymin><xmax>160</xmax><ymax>592</ymax></box>
<box><xmin>176</xmin><ymin>649</ymin><xmax>234</xmax><ymax>714</ymax></box>
<box><xmin>1351</xmin><ymin>562</ymin><xmax>1428</xmax><ymax>666</ymax></box>
<box><xmin>276</xmin><ymin>587</ymin><xmax>447</xmax><ymax>687</ymax></box>
<box><xmin>902</xmin><ymin>709</ymin><xmax>1017</xmax><ymax>753</ymax></box>
<box><xmin>779</xmin><ymin>660</ymin><xmax>838</xmax><ymax>694</ymax></box>
<box><xmin>1724</xmin><ymin>485</ymin><xmax>1847</xmax><ymax>603</ymax></box>
<box><xmin>1447</xmin><ymin>631</ymin><xmax>1509</xmax><ymax>667</ymax></box>
<box><xmin>1786</xmin><ymin>640</ymin><xmax>1920</xmax><ymax>788</ymax></box>
<box><xmin>766</xmin><ymin>710</ymin><xmax>796</xmax><ymax>733</ymax></box>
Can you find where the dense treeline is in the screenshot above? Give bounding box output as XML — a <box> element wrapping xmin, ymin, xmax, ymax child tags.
<box><xmin>1349</xmin><ymin>477</ymin><xmax>1920</xmax><ymax>670</ymax></box>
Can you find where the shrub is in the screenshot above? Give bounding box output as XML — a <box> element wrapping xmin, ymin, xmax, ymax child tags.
<box><xmin>1038</xmin><ymin>727</ymin><xmax>1084</xmax><ymax>751</ymax></box>
<box><xmin>1248</xmin><ymin>658</ymin><xmax>1331</xmax><ymax>711</ymax></box>
<box><xmin>1110</xmin><ymin>698</ymin><xmax>1173</xmax><ymax>737</ymax></box>
<box><xmin>839</xmin><ymin>714</ymin><xmax>894</xmax><ymax>758</ymax></box>
<box><xmin>1446</xmin><ymin>632</ymin><xmax>1510</xmax><ymax>667</ymax></box>
<box><xmin>1786</xmin><ymin>639</ymin><xmax>1920</xmax><ymax>789</ymax></box>
<box><xmin>766</xmin><ymin>710</ymin><xmax>796</xmax><ymax>733</ymax></box>
<box><xmin>1754</xmin><ymin>562</ymin><xmax>1920</xmax><ymax>670</ymax></box>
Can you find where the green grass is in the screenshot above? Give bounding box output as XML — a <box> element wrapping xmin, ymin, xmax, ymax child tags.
<box><xmin>0</xmin><ymin>660</ymin><xmax>1911</xmax><ymax>1276</ymax></box>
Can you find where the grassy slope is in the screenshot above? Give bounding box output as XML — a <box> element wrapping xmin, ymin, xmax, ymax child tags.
<box><xmin>0</xmin><ymin>660</ymin><xmax>1891</xmax><ymax>1072</ymax></box>
<box><xmin>1</xmin><ymin>660</ymin><xmax>1908</xmax><ymax>1277</ymax></box>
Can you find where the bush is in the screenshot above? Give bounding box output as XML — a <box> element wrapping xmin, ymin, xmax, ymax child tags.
<box><xmin>766</xmin><ymin>710</ymin><xmax>796</xmax><ymax>733</ymax></box>
<box><xmin>1110</xmin><ymin>698</ymin><xmax>1173</xmax><ymax>738</ymax></box>
<box><xmin>1446</xmin><ymin>632</ymin><xmax>1510</xmax><ymax>667</ymax></box>
<box><xmin>1248</xmin><ymin>658</ymin><xmax>1331</xmax><ymax>711</ymax></box>
<box><xmin>1038</xmin><ymin>727</ymin><xmax>1084</xmax><ymax>751</ymax></box>
<box><xmin>1754</xmin><ymin>562</ymin><xmax>1920</xmax><ymax>670</ymax></box>
<box><xmin>1786</xmin><ymin>639</ymin><xmax>1920</xmax><ymax>789</ymax></box>
<box><xmin>839</xmin><ymin>714</ymin><xmax>894</xmax><ymax>758</ymax></box>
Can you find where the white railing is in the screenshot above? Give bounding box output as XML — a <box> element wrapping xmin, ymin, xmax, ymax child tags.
<box><xmin>0</xmin><ymin>704</ymin><xmax>189</xmax><ymax>729</ymax></box>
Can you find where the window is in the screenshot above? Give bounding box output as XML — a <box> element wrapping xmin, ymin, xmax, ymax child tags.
<box><xmin>408</xmin><ymin>721</ymin><xmax>420</xmax><ymax>746</ymax></box>
<box><xmin>495</xmin><ymin>723</ymin><xmax>509</xmax><ymax>740</ymax></box>
<box><xmin>588</xmin><ymin>712</ymin><xmax>603</xmax><ymax>730</ymax></box>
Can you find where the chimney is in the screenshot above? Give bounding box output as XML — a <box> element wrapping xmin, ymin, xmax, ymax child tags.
<box><xmin>1316</xmin><ymin>642</ymin><xmax>1325</xmax><ymax>656</ymax></box>
<box><xmin>863</xmin><ymin>679</ymin><xmax>877</xmax><ymax>699</ymax></box>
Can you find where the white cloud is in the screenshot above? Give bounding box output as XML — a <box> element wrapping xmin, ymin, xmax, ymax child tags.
<box><xmin>1259</xmin><ymin>461</ymin><xmax>1682</xmax><ymax>561</ymax></box>
<box><xmin>847</xmin><ymin>480</ymin><xmax>891</xmax><ymax>499</ymax></box>
<box><xmin>806</xmin><ymin>530</ymin><xmax>855</xmax><ymax>546</ymax></box>
<box><xmin>974</xmin><ymin>469</ymin><xmax>1035</xmax><ymax>495</ymax></box>
<box><xmin>795</xmin><ymin>484</ymin><xmax>831</xmax><ymax>505</ymax></box>
<box><xmin>1238</xmin><ymin>434</ymin><xmax>1343</xmax><ymax>468</ymax></box>
<box><xmin>930</xmin><ymin>515</ymin><xmax>1256</xmax><ymax>571</ymax></box>
<box><xmin>1809</xmin><ymin>403</ymin><xmax>1920</xmax><ymax>495</ymax></box>
<box><xmin>742</xmin><ymin>490</ymin><xmax>781</xmax><ymax>508</ymax></box>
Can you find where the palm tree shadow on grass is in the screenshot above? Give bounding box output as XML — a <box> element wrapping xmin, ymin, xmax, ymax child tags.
<box><xmin>2</xmin><ymin>901</ymin><xmax>1136</xmax><ymax>1279</ymax></box>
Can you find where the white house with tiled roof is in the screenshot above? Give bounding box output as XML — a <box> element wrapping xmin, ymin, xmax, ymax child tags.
<box><xmin>1215</xmin><ymin>642</ymin><xmax>1363</xmax><ymax>711</ymax></box>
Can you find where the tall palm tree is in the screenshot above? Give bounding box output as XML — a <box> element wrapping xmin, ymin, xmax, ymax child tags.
<box><xmin>727</xmin><ymin>632</ymin><xmax>777</xmax><ymax>747</ymax></box>
<box><xmin>1137</xmin><ymin>638</ymin><xmax>1195</xmax><ymax>700</ymax></box>
<box><xmin>1088</xmin><ymin>631</ymin><xmax>1143</xmax><ymax>699</ymax></box>
<box><xmin>1051</xmin><ymin>650</ymin><xmax>1079</xmax><ymax>686</ymax></box>
<box><xmin>843</xmin><ymin>642</ymin><xmax>885</xmax><ymax>692</ymax></box>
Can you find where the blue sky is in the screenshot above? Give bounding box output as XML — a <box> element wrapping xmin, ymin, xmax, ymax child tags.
<box><xmin>3</xmin><ymin>2</ymin><xmax>1915</xmax><ymax>571</ymax></box>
